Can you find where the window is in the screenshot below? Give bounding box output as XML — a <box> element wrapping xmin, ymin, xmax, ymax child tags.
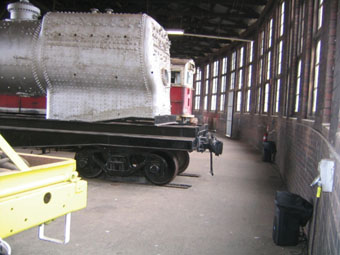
<box><xmin>257</xmin><ymin>87</ymin><xmax>262</xmax><ymax>113</ymax></box>
<box><xmin>236</xmin><ymin>47</ymin><xmax>245</xmax><ymax>112</ymax></box>
<box><xmin>245</xmin><ymin>41</ymin><xmax>254</xmax><ymax>112</ymax></box>
<box><xmin>274</xmin><ymin>79</ymin><xmax>281</xmax><ymax>113</ymax></box>
<box><xmin>317</xmin><ymin>0</ymin><xmax>324</xmax><ymax>30</ymax></box>
<box><xmin>230</xmin><ymin>51</ymin><xmax>236</xmax><ymax>90</ymax></box>
<box><xmin>279</xmin><ymin>2</ymin><xmax>285</xmax><ymax>37</ymax></box>
<box><xmin>277</xmin><ymin>40</ymin><xmax>284</xmax><ymax>75</ymax></box>
<box><xmin>297</xmin><ymin>1</ymin><xmax>305</xmax><ymax>56</ymax></box>
<box><xmin>294</xmin><ymin>60</ymin><xmax>302</xmax><ymax>113</ymax></box>
<box><xmin>211</xmin><ymin>60</ymin><xmax>219</xmax><ymax>111</ymax></box>
<box><xmin>273</xmin><ymin>2</ymin><xmax>285</xmax><ymax>114</ymax></box>
<box><xmin>194</xmin><ymin>68</ymin><xmax>202</xmax><ymax>110</ymax></box>
<box><xmin>186</xmin><ymin>71</ymin><xmax>193</xmax><ymax>86</ymax></box>
<box><xmin>283</xmin><ymin>0</ymin><xmax>296</xmax><ymax>116</ymax></box>
<box><xmin>230</xmin><ymin>49</ymin><xmax>237</xmax><ymax>119</ymax></box>
<box><xmin>292</xmin><ymin>1</ymin><xmax>305</xmax><ymax>115</ymax></box>
<box><xmin>220</xmin><ymin>57</ymin><xmax>228</xmax><ymax>112</ymax></box>
<box><xmin>309</xmin><ymin>0</ymin><xmax>323</xmax><ymax>116</ymax></box>
<box><xmin>263</xmin><ymin>83</ymin><xmax>270</xmax><ymax>113</ymax></box>
<box><xmin>204</xmin><ymin>64</ymin><xmax>210</xmax><ymax>111</ymax></box>
<box><xmin>171</xmin><ymin>71</ymin><xmax>181</xmax><ymax>84</ymax></box>
<box><xmin>256</xmin><ymin>30</ymin><xmax>265</xmax><ymax>113</ymax></box>
<box><xmin>266</xmin><ymin>52</ymin><xmax>271</xmax><ymax>80</ymax></box>
<box><xmin>263</xmin><ymin>18</ymin><xmax>273</xmax><ymax>113</ymax></box>
<box><xmin>312</xmin><ymin>40</ymin><xmax>321</xmax><ymax>113</ymax></box>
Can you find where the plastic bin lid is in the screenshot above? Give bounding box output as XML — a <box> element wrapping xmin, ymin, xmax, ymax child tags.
<box><xmin>274</xmin><ymin>191</ymin><xmax>313</xmax><ymax>226</ymax></box>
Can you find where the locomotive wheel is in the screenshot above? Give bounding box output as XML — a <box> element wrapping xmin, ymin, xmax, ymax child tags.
<box><xmin>174</xmin><ymin>151</ymin><xmax>190</xmax><ymax>174</ymax></box>
<box><xmin>75</xmin><ymin>149</ymin><xmax>104</xmax><ymax>178</ymax></box>
<box><xmin>144</xmin><ymin>152</ymin><xmax>178</xmax><ymax>185</ymax></box>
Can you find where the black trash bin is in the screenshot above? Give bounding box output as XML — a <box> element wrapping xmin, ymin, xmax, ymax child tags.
<box><xmin>262</xmin><ymin>141</ymin><xmax>276</xmax><ymax>162</ymax></box>
<box><xmin>272</xmin><ymin>191</ymin><xmax>313</xmax><ymax>246</ymax></box>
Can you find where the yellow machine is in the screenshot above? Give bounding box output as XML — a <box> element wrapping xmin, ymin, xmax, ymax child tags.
<box><xmin>0</xmin><ymin>135</ymin><xmax>87</xmax><ymax>254</ymax></box>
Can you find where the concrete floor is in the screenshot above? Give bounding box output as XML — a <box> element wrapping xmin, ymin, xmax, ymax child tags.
<box><xmin>6</xmin><ymin>137</ymin><xmax>302</xmax><ymax>255</ymax></box>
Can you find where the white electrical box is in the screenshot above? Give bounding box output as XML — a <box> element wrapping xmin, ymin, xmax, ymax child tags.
<box><xmin>318</xmin><ymin>159</ymin><xmax>335</xmax><ymax>192</ymax></box>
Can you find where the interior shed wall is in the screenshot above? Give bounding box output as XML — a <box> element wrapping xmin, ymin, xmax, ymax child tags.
<box><xmin>193</xmin><ymin>0</ymin><xmax>340</xmax><ymax>253</ymax></box>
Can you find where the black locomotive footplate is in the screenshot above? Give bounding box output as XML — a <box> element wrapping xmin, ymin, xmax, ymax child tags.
<box><xmin>0</xmin><ymin>115</ymin><xmax>208</xmax><ymax>152</ymax></box>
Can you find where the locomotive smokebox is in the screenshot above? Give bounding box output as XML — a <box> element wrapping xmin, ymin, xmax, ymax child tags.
<box><xmin>0</xmin><ymin>1</ymin><xmax>171</xmax><ymax>121</ymax></box>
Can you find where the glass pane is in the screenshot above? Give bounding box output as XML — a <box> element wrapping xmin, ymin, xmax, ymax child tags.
<box><xmin>246</xmin><ymin>90</ymin><xmax>251</xmax><ymax>112</ymax></box>
<box><xmin>171</xmin><ymin>71</ymin><xmax>181</xmax><ymax>84</ymax></box>
<box><xmin>315</xmin><ymin>41</ymin><xmax>321</xmax><ymax>64</ymax></box>
<box><xmin>257</xmin><ymin>87</ymin><xmax>262</xmax><ymax>112</ymax></box>
<box><xmin>269</xmin><ymin>19</ymin><xmax>273</xmax><ymax>47</ymax></box>
<box><xmin>260</xmin><ymin>31</ymin><xmax>264</xmax><ymax>55</ymax></box>
<box><xmin>195</xmin><ymin>81</ymin><xmax>201</xmax><ymax>96</ymax></box>
<box><xmin>221</xmin><ymin>76</ymin><xmax>226</xmax><ymax>92</ymax></box>
<box><xmin>212</xmin><ymin>78</ymin><xmax>218</xmax><ymax>93</ymax></box>
<box><xmin>238</xmin><ymin>69</ymin><xmax>243</xmax><ymax>89</ymax></box>
<box><xmin>231</xmin><ymin>72</ymin><xmax>236</xmax><ymax>89</ymax></box>
<box><xmin>278</xmin><ymin>41</ymin><xmax>283</xmax><ymax>75</ymax></box>
<box><xmin>220</xmin><ymin>94</ymin><xmax>225</xmax><ymax>111</ymax></box>
<box><xmin>239</xmin><ymin>47</ymin><xmax>244</xmax><ymax>67</ymax></box>
<box><xmin>318</xmin><ymin>3</ymin><xmax>323</xmax><ymax>30</ymax></box>
<box><xmin>249</xmin><ymin>41</ymin><xmax>254</xmax><ymax>62</ymax></box>
<box><xmin>267</xmin><ymin>52</ymin><xmax>271</xmax><ymax>80</ymax></box>
<box><xmin>205</xmin><ymin>80</ymin><xmax>209</xmax><ymax>94</ymax></box>
<box><xmin>248</xmin><ymin>65</ymin><xmax>252</xmax><ymax>88</ymax></box>
<box><xmin>195</xmin><ymin>96</ymin><xmax>200</xmax><ymax>110</ymax></box>
<box><xmin>264</xmin><ymin>83</ymin><xmax>269</xmax><ymax>113</ymax></box>
<box><xmin>312</xmin><ymin>88</ymin><xmax>318</xmax><ymax>113</ymax></box>
<box><xmin>312</xmin><ymin>65</ymin><xmax>320</xmax><ymax>113</ymax></box>
<box><xmin>237</xmin><ymin>91</ymin><xmax>242</xmax><ymax>112</ymax></box>
<box><xmin>280</xmin><ymin>2</ymin><xmax>285</xmax><ymax>36</ymax></box>
<box><xmin>259</xmin><ymin>59</ymin><xmax>263</xmax><ymax>83</ymax></box>
<box><xmin>295</xmin><ymin>79</ymin><xmax>301</xmax><ymax>112</ymax></box>
<box><xmin>211</xmin><ymin>95</ymin><xmax>216</xmax><ymax>111</ymax></box>
<box><xmin>204</xmin><ymin>96</ymin><xmax>208</xmax><ymax>110</ymax></box>
<box><xmin>275</xmin><ymin>79</ymin><xmax>281</xmax><ymax>113</ymax></box>
<box><xmin>187</xmin><ymin>71</ymin><xmax>193</xmax><ymax>86</ymax></box>
<box><xmin>213</xmin><ymin>61</ymin><xmax>219</xmax><ymax>76</ymax></box>
<box><xmin>232</xmin><ymin>52</ymin><xmax>236</xmax><ymax>70</ymax></box>
<box><xmin>222</xmin><ymin>57</ymin><xmax>228</xmax><ymax>74</ymax></box>
<box><xmin>196</xmin><ymin>68</ymin><xmax>201</xmax><ymax>80</ymax></box>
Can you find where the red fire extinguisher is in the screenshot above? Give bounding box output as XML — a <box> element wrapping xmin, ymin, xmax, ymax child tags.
<box><xmin>263</xmin><ymin>132</ymin><xmax>268</xmax><ymax>142</ymax></box>
<box><xmin>263</xmin><ymin>125</ymin><xmax>269</xmax><ymax>142</ymax></box>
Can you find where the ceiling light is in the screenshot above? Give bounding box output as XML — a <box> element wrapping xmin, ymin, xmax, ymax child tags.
<box><xmin>166</xmin><ymin>29</ymin><xmax>184</xmax><ymax>35</ymax></box>
<box><xmin>183</xmin><ymin>33</ymin><xmax>253</xmax><ymax>42</ymax></box>
<box><xmin>166</xmin><ymin>29</ymin><xmax>253</xmax><ymax>42</ymax></box>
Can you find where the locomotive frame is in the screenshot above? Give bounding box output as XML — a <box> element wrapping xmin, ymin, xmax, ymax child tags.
<box><xmin>0</xmin><ymin>114</ymin><xmax>222</xmax><ymax>185</ymax></box>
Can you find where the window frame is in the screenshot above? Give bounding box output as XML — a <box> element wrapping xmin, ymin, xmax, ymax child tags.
<box><xmin>262</xmin><ymin>18</ymin><xmax>274</xmax><ymax>114</ymax></box>
<box><xmin>245</xmin><ymin>41</ymin><xmax>254</xmax><ymax>113</ymax></box>
<box><xmin>273</xmin><ymin>1</ymin><xmax>286</xmax><ymax>115</ymax></box>
<box><xmin>307</xmin><ymin>0</ymin><xmax>324</xmax><ymax>117</ymax></box>
<box><xmin>203</xmin><ymin>64</ymin><xmax>210</xmax><ymax>111</ymax></box>
<box><xmin>194</xmin><ymin>67</ymin><xmax>202</xmax><ymax>111</ymax></box>
<box><xmin>219</xmin><ymin>56</ymin><xmax>228</xmax><ymax>112</ymax></box>
<box><xmin>210</xmin><ymin>60</ymin><xmax>219</xmax><ymax>112</ymax></box>
<box><xmin>236</xmin><ymin>46</ymin><xmax>245</xmax><ymax>112</ymax></box>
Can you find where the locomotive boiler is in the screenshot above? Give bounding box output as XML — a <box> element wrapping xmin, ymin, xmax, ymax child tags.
<box><xmin>0</xmin><ymin>0</ymin><xmax>171</xmax><ymax>121</ymax></box>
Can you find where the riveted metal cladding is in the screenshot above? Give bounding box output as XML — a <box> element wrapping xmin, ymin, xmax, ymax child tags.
<box><xmin>0</xmin><ymin>8</ymin><xmax>171</xmax><ymax>121</ymax></box>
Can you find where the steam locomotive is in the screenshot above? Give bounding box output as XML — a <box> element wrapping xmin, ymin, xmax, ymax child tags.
<box><xmin>0</xmin><ymin>1</ymin><xmax>222</xmax><ymax>185</ymax></box>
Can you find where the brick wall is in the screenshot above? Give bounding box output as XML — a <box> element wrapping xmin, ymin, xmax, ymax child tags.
<box><xmin>219</xmin><ymin>101</ymin><xmax>340</xmax><ymax>255</ymax></box>
<box><xmin>194</xmin><ymin>0</ymin><xmax>340</xmax><ymax>253</ymax></box>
